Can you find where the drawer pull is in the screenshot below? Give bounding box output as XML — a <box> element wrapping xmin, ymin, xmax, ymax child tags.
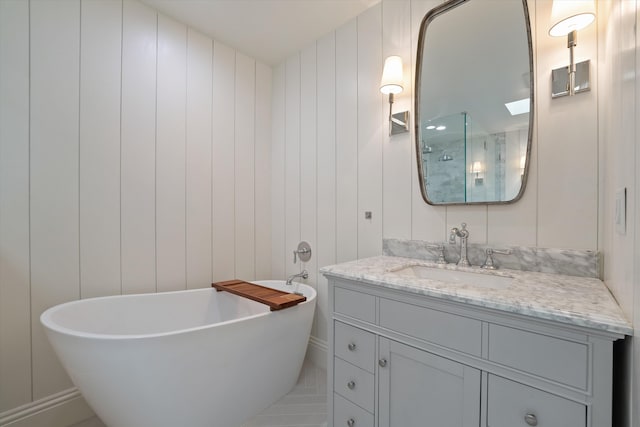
<box><xmin>347</xmin><ymin>418</ymin><xmax>355</xmax><ymax>427</ymax></box>
<box><xmin>348</xmin><ymin>342</ymin><xmax>357</xmax><ymax>351</ymax></box>
<box><xmin>347</xmin><ymin>380</ymin><xmax>356</xmax><ymax>390</ymax></box>
<box><xmin>524</xmin><ymin>413</ymin><xmax>538</xmax><ymax>426</ymax></box>
<box><xmin>379</xmin><ymin>358</ymin><xmax>388</xmax><ymax>367</ymax></box>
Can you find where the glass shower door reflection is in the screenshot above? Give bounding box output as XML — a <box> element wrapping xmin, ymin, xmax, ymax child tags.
<box><xmin>421</xmin><ymin>112</ymin><xmax>467</xmax><ymax>204</ymax></box>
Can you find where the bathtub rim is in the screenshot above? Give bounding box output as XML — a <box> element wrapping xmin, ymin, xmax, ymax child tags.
<box><xmin>40</xmin><ymin>281</ymin><xmax>316</xmax><ymax>341</ymax></box>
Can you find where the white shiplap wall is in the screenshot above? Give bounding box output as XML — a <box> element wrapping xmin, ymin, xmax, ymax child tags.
<box><xmin>0</xmin><ymin>0</ymin><xmax>271</xmax><ymax>417</ymax></box>
<box><xmin>0</xmin><ymin>0</ymin><xmax>605</xmax><ymax>421</ymax></box>
<box><xmin>272</xmin><ymin>0</ymin><xmax>600</xmax><ymax>344</ymax></box>
<box><xmin>598</xmin><ymin>1</ymin><xmax>639</xmax><ymax>425</ymax></box>
<box><xmin>0</xmin><ymin>0</ymin><xmax>31</xmax><ymax>413</ymax></box>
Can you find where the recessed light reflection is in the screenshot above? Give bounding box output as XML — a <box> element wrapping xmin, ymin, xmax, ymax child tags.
<box><xmin>505</xmin><ymin>98</ymin><xmax>530</xmax><ymax>116</ymax></box>
<box><xmin>436</xmin><ymin>125</ymin><xmax>446</xmax><ymax>131</ymax></box>
<box><xmin>426</xmin><ymin>125</ymin><xmax>436</xmax><ymax>130</ymax></box>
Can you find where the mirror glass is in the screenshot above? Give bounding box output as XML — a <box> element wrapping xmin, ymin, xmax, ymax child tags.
<box><xmin>415</xmin><ymin>0</ymin><xmax>533</xmax><ymax>205</ymax></box>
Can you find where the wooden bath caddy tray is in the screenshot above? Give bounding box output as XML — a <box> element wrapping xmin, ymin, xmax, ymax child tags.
<box><xmin>212</xmin><ymin>280</ymin><xmax>306</xmax><ymax>311</ymax></box>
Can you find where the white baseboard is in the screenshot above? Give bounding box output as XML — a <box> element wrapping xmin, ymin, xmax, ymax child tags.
<box><xmin>0</xmin><ymin>388</ymin><xmax>94</xmax><ymax>427</ymax></box>
<box><xmin>306</xmin><ymin>336</ymin><xmax>328</xmax><ymax>371</ymax></box>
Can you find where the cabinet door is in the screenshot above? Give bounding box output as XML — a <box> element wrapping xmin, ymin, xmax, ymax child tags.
<box><xmin>378</xmin><ymin>338</ymin><xmax>481</xmax><ymax>427</ymax></box>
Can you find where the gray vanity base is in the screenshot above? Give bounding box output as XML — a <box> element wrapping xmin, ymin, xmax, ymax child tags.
<box><xmin>326</xmin><ymin>276</ymin><xmax>624</xmax><ymax>427</ymax></box>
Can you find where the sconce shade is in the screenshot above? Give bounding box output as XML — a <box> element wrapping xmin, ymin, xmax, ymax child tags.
<box><xmin>470</xmin><ymin>161</ymin><xmax>484</xmax><ymax>174</ymax></box>
<box><xmin>549</xmin><ymin>0</ymin><xmax>595</xmax><ymax>36</ymax></box>
<box><xmin>380</xmin><ymin>56</ymin><xmax>404</xmax><ymax>95</ymax></box>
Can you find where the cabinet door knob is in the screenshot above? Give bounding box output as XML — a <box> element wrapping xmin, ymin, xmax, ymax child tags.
<box><xmin>524</xmin><ymin>413</ymin><xmax>538</xmax><ymax>426</ymax></box>
<box><xmin>379</xmin><ymin>358</ymin><xmax>388</xmax><ymax>367</ymax></box>
<box><xmin>347</xmin><ymin>380</ymin><xmax>356</xmax><ymax>390</ymax></box>
<box><xmin>348</xmin><ymin>342</ymin><xmax>357</xmax><ymax>351</ymax></box>
<box><xmin>347</xmin><ymin>418</ymin><xmax>355</xmax><ymax>427</ymax></box>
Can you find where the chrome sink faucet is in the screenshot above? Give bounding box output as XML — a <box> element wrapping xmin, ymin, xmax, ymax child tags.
<box><xmin>449</xmin><ymin>223</ymin><xmax>470</xmax><ymax>267</ymax></box>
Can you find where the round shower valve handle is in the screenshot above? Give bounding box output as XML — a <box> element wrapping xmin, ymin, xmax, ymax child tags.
<box><xmin>292</xmin><ymin>241</ymin><xmax>312</xmax><ymax>263</ymax></box>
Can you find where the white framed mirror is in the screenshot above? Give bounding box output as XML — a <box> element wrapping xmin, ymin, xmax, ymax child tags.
<box><xmin>415</xmin><ymin>0</ymin><xmax>534</xmax><ymax>205</ymax></box>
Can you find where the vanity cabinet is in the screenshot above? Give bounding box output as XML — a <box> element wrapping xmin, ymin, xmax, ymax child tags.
<box><xmin>327</xmin><ymin>278</ymin><xmax>621</xmax><ymax>427</ymax></box>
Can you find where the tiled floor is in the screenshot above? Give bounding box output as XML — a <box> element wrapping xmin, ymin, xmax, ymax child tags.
<box><xmin>70</xmin><ymin>359</ymin><xmax>327</xmax><ymax>427</ymax></box>
<box><xmin>242</xmin><ymin>360</ymin><xmax>327</xmax><ymax>427</ymax></box>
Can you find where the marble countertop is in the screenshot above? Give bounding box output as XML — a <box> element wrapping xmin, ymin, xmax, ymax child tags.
<box><xmin>321</xmin><ymin>256</ymin><xmax>632</xmax><ymax>336</ymax></box>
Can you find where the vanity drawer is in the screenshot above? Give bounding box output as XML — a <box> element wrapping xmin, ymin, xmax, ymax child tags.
<box><xmin>334</xmin><ymin>357</ymin><xmax>375</xmax><ymax>413</ymax></box>
<box><xmin>488</xmin><ymin>324</ymin><xmax>588</xmax><ymax>389</ymax></box>
<box><xmin>487</xmin><ymin>374</ymin><xmax>586</xmax><ymax>427</ymax></box>
<box><xmin>335</xmin><ymin>287</ymin><xmax>376</xmax><ymax>323</ymax></box>
<box><xmin>335</xmin><ymin>321</ymin><xmax>376</xmax><ymax>373</ymax></box>
<box><xmin>379</xmin><ymin>298</ymin><xmax>482</xmax><ymax>356</ymax></box>
<box><xmin>334</xmin><ymin>393</ymin><xmax>374</xmax><ymax>427</ymax></box>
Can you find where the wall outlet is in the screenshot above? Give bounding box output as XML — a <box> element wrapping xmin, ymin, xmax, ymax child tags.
<box><xmin>615</xmin><ymin>188</ymin><xmax>626</xmax><ymax>235</ymax></box>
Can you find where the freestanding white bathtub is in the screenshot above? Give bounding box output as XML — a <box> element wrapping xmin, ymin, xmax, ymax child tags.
<box><xmin>40</xmin><ymin>280</ymin><xmax>316</xmax><ymax>427</ymax></box>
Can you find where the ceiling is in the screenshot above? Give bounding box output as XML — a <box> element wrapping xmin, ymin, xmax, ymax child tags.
<box><xmin>141</xmin><ymin>0</ymin><xmax>380</xmax><ymax>65</ymax></box>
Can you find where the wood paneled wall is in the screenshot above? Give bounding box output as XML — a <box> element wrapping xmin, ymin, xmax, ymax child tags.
<box><xmin>271</xmin><ymin>0</ymin><xmax>600</xmax><ymax>344</ymax></box>
<box><xmin>0</xmin><ymin>0</ymin><xmax>272</xmax><ymax>414</ymax></box>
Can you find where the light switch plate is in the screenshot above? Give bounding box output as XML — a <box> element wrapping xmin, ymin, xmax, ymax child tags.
<box><xmin>615</xmin><ymin>188</ymin><xmax>626</xmax><ymax>235</ymax></box>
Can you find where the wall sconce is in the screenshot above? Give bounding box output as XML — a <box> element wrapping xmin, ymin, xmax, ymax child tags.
<box><xmin>470</xmin><ymin>161</ymin><xmax>484</xmax><ymax>185</ymax></box>
<box><xmin>380</xmin><ymin>56</ymin><xmax>409</xmax><ymax>136</ymax></box>
<box><xmin>549</xmin><ymin>0</ymin><xmax>595</xmax><ymax>97</ymax></box>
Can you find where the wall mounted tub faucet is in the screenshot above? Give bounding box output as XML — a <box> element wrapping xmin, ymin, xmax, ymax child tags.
<box><xmin>286</xmin><ymin>270</ymin><xmax>309</xmax><ymax>286</ymax></box>
<box><xmin>286</xmin><ymin>270</ymin><xmax>308</xmax><ymax>296</ymax></box>
<box><xmin>449</xmin><ymin>223</ymin><xmax>470</xmax><ymax>267</ymax></box>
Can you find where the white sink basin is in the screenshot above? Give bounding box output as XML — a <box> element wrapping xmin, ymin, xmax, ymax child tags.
<box><xmin>389</xmin><ymin>265</ymin><xmax>513</xmax><ymax>289</ymax></box>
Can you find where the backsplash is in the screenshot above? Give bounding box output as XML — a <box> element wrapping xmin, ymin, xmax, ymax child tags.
<box><xmin>383</xmin><ymin>238</ymin><xmax>600</xmax><ymax>279</ymax></box>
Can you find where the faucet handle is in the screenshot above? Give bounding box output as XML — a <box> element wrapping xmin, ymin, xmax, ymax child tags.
<box><xmin>459</xmin><ymin>223</ymin><xmax>469</xmax><ymax>238</ymax></box>
<box><xmin>492</xmin><ymin>248</ymin><xmax>512</xmax><ymax>255</ymax></box>
<box><xmin>427</xmin><ymin>244</ymin><xmax>448</xmax><ymax>264</ymax></box>
<box><xmin>435</xmin><ymin>244</ymin><xmax>447</xmax><ymax>264</ymax></box>
<box><xmin>449</xmin><ymin>229</ymin><xmax>458</xmax><ymax>244</ymax></box>
<box><xmin>482</xmin><ymin>248</ymin><xmax>512</xmax><ymax>270</ymax></box>
<box><xmin>449</xmin><ymin>223</ymin><xmax>469</xmax><ymax>244</ymax></box>
<box><xmin>293</xmin><ymin>241</ymin><xmax>312</xmax><ymax>264</ymax></box>
<box><xmin>426</xmin><ymin>244</ymin><xmax>448</xmax><ymax>264</ymax></box>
